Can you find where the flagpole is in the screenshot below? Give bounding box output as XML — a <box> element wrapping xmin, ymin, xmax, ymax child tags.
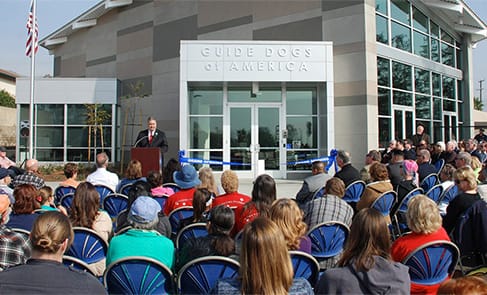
<box><xmin>28</xmin><ymin>0</ymin><xmax>36</xmax><ymax>160</ymax></box>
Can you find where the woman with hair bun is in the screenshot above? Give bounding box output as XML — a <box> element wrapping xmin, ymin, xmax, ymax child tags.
<box><xmin>0</xmin><ymin>211</ymin><xmax>106</xmax><ymax>294</ymax></box>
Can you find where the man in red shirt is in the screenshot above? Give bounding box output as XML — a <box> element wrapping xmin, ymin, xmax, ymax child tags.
<box><xmin>213</xmin><ymin>170</ymin><xmax>250</xmax><ymax>209</ymax></box>
<box><xmin>163</xmin><ymin>165</ymin><xmax>200</xmax><ymax>215</ymax></box>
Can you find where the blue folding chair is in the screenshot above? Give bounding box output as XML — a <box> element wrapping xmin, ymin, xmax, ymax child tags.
<box><xmin>176</xmin><ymin>223</ymin><xmax>208</xmax><ymax>250</ymax></box>
<box><xmin>371</xmin><ymin>190</ymin><xmax>396</xmax><ymax>217</ymax></box>
<box><xmin>438</xmin><ymin>184</ymin><xmax>459</xmax><ymax>205</ymax></box>
<box><xmin>307</xmin><ymin>221</ymin><xmax>350</xmax><ymax>268</ymax></box>
<box><xmin>104</xmin><ymin>256</ymin><xmax>174</xmax><ymax>294</ymax></box>
<box><xmin>393</xmin><ymin>187</ymin><xmax>423</xmax><ymax>235</ymax></box>
<box><xmin>420</xmin><ymin>173</ymin><xmax>439</xmax><ymax>192</ymax></box>
<box><xmin>168</xmin><ymin>206</ymin><xmax>194</xmax><ymax>238</ymax></box>
<box><xmin>54</xmin><ymin>185</ymin><xmax>76</xmax><ymax>204</ymax></box>
<box><xmin>65</xmin><ymin>227</ymin><xmax>108</xmax><ymax>265</ymax></box>
<box><xmin>118</xmin><ymin>182</ymin><xmax>135</xmax><ymax>196</ymax></box>
<box><xmin>153</xmin><ymin>195</ymin><xmax>169</xmax><ymax>212</ymax></box>
<box><xmin>289</xmin><ymin>250</ymin><xmax>320</xmax><ymax>286</ymax></box>
<box><xmin>62</xmin><ymin>255</ymin><xmax>96</xmax><ymax>277</ymax></box>
<box><xmin>102</xmin><ymin>193</ymin><xmax>129</xmax><ymax>219</ymax></box>
<box><xmin>343</xmin><ymin>180</ymin><xmax>366</xmax><ymax>203</ymax></box>
<box><xmin>425</xmin><ymin>184</ymin><xmax>444</xmax><ymax>203</ymax></box>
<box><xmin>402</xmin><ymin>241</ymin><xmax>459</xmax><ymax>286</ymax></box>
<box><xmin>311</xmin><ymin>186</ymin><xmax>326</xmax><ymax>200</ymax></box>
<box><xmin>60</xmin><ymin>193</ymin><xmax>75</xmax><ymax>211</ymax></box>
<box><xmin>434</xmin><ymin>159</ymin><xmax>445</xmax><ymax>174</ymax></box>
<box><xmin>94</xmin><ymin>184</ymin><xmax>114</xmax><ymax>203</ymax></box>
<box><xmin>163</xmin><ymin>183</ymin><xmax>181</xmax><ymax>193</ymax></box>
<box><xmin>177</xmin><ymin>256</ymin><xmax>240</xmax><ymax>295</ymax></box>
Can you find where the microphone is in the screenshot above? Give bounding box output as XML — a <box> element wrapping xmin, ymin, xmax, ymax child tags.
<box><xmin>134</xmin><ymin>135</ymin><xmax>148</xmax><ymax>147</ymax></box>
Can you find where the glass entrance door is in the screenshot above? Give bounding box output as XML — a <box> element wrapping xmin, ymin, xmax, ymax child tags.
<box><xmin>229</xmin><ymin>104</ymin><xmax>284</xmax><ymax>178</ymax></box>
<box><xmin>393</xmin><ymin>108</ymin><xmax>414</xmax><ymax>140</ymax></box>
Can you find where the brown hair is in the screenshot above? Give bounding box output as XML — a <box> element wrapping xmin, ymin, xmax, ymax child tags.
<box><xmin>37</xmin><ymin>186</ymin><xmax>53</xmax><ymax>206</ymax></box>
<box><xmin>13</xmin><ymin>184</ymin><xmax>40</xmax><ymax>214</ymax></box>
<box><xmin>338</xmin><ymin>208</ymin><xmax>391</xmax><ymax>271</ymax></box>
<box><xmin>221</xmin><ymin>170</ymin><xmax>239</xmax><ymax>193</ymax></box>
<box><xmin>147</xmin><ymin>170</ymin><xmax>163</xmax><ymax>188</ymax></box>
<box><xmin>438</xmin><ymin>276</ymin><xmax>487</xmax><ymax>294</ymax></box>
<box><xmin>248</xmin><ymin>174</ymin><xmax>276</xmax><ymax>217</ymax></box>
<box><xmin>69</xmin><ymin>182</ymin><xmax>100</xmax><ymax>228</ymax></box>
<box><xmin>125</xmin><ymin>160</ymin><xmax>143</xmax><ymax>179</ymax></box>
<box><xmin>30</xmin><ymin>211</ymin><xmax>73</xmax><ymax>254</ymax></box>
<box><xmin>369</xmin><ymin>162</ymin><xmax>389</xmax><ymax>181</ymax></box>
<box><xmin>63</xmin><ymin>163</ymin><xmax>78</xmax><ymax>179</ymax></box>
<box><xmin>240</xmin><ymin>217</ymin><xmax>293</xmax><ymax>295</ymax></box>
<box><xmin>269</xmin><ymin>198</ymin><xmax>307</xmax><ymax>250</ymax></box>
<box><xmin>192</xmin><ymin>188</ymin><xmax>212</xmax><ymax>222</ymax></box>
<box><xmin>325</xmin><ymin>177</ymin><xmax>346</xmax><ymax>197</ymax></box>
<box><xmin>208</xmin><ymin>205</ymin><xmax>235</xmax><ymax>256</ymax></box>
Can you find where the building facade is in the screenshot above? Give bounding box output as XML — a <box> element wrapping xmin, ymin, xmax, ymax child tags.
<box><xmin>39</xmin><ymin>0</ymin><xmax>486</xmax><ymax>178</ymax></box>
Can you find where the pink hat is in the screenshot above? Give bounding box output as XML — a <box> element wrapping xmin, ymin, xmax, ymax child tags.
<box><xmin>403</xmin><ymin>160</ymin><xmax>418</xmax><ymax>173</ymax></box>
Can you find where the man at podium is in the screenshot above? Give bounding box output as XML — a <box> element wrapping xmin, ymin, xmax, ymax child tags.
<box><xmin>134</xmin><ymin>117</ymin><xmax>169</xmax><ymax>166</ymax></box>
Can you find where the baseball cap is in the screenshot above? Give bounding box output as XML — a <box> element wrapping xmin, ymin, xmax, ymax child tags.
<box><xmin>128</xmin><ymin>196</ymin><xmax>161</xmax><ymax>224</ymax></box>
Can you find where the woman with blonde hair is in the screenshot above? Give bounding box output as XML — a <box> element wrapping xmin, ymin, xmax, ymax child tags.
<box><xmin>391</xmin><ymin>195</ymin><xmax>450</xmax><ymax>294</ymax></box>
<box><xmin>0</xmin><ymin>211</ymin><xmax>106</xmax><ymax>293</ymax></box>
<box><xmin>211</xmin><ymin>217</ymin><xmax>313</xmax><ymax>294</ymax></box>
<box><xmin>269</xmin><ymin>198</ymin><xmax>311</xmax><ymax>254</ymax></box>
<box><xmin>198</xmin><ymin>166</ymin><xmax>219</xmax><ymax>196</ymax></box>
<box><xmin>316</xmin><ymin>208</ymin><xmax>410</xmax><ymax>294</ymax></box>
<box><xmin>443</xmin><ymin>166</ymin><xmax>482</xmax><ymax>233</ymax></box>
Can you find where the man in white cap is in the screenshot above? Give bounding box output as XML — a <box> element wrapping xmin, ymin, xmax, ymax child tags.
<box><xmin>163</xmin><ymin>165</ymin><xmax>201</xmax><ymax>215</ymax></box>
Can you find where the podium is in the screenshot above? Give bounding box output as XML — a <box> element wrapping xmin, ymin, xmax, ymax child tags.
<box><xmin>131</xmin><ymin>148</ymin><xmax>162</xmax><ymax>176</ymax></box>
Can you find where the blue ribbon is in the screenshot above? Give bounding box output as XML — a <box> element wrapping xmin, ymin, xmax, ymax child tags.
<box><xmin>178</xmin><ymin>150</ymin><xmax>251</xmax><ymax>166</ymax></box>
<box><xmin>285</xmin><ymin>157</ymin><xmax>329</xmax><ymax>166</ymax></box>
<box><xmin>325</xmin><ymin>149</ymin><xmax>338</xmax><ymax>173</ymax></box>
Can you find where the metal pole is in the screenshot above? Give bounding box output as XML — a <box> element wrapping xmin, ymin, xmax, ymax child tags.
<box><xmin>480</xmin><ymin>79</ymin><xmax>485</xmax><ymax>111</ymax></box>
<box><xmin>28</xmin><ymin>0</ymin><xmax>37</xmax><ymax>160</ymax></box>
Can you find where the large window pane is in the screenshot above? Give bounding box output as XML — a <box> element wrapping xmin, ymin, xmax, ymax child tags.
<box><xmin>433</xmin><ymin>97</ymin><xmax>442</xmax><ymax>120</ymax></box>
<box><xmin>413</xmin><ymin>7</ymin><xmax>428</xmax><ymax>33</ymax></box>
<box><xmin>379</xmin><ymin>118</ymin><xmax>392</xmax><ymax>148</ymax></box>
<box><xmin>391</xmin><ymin>0</ymin><xmax>410</xmax><ymax>25</ymax></box>
<box><xmin>432</xmin><ymin>73</ymin><xmax>441</xmax><ymax>96</ymax></box>
<box><xmin>376</xmin><ymin>0</ymin><xmax>387</xmax><ymax>14</ymax></box>
<box><xmin>413</xmin><ymin>31</ymin><xmax>429</xmax><ymax>58</ymax></box>
<box><xmin>36</xmin><ymin>149</ymin><xmax>63</xmax><ymax>161</ymax></box>
<box><xmin>443</xmin><ymin>76</ymin><xmax>455</xmax><ymax>99</ymax></box>
<box><xmin>441</xmin><ymin>43</ymin><xmax>454</xmax><ymax>67</ymax></box>
<box><xmin>68</xmin><ymin>105</ymin><xmax>88</xmax><ymax>125</ymax></box>
<box><xmin>430</xmin><ymin>21</ymin><xmax>439</xmax><ymax>38</ymax></box>
<box><xmin>189</xmin><ymin>117</ymin><xmax>223</xmax><ymax>149</ymax></box>
<box><xmin>393</xmin><ymin>90</ymin><xmax>413</xmax><ymax>106</ymax></box>
<box><xmin>37</xmin><ymin>104</ymin><xmax>64</xmax><ymax>125</ymax></box>
<box><xmin>228</xmin><ymin>84</ymin><xmax>281</xmax><ymax>102</ymax></box>
<box><xmin>377</xmin><ymin>57</ymin><xmax>390</xmax><ymax>86</ymax></box>
<box><xmin>443</xmin><ymin>99</ymin><xmax>456</xmax><ymax>112</ymax></box>
<box><xmin>376</xmin><ymin>15</ymin><xmax>389</xmax><ymax>44</ymax></box>
<box><xmin>189</xmin><ymin>87</ymin><xmax>223</xmax><ymax>115</ymax></box>
<box><xmin>431</xmin><ymin>38</ymin><xmax>440</xmax><ymax>62</ymax></box>
<box><xmin>415</xmin><ymin>68</ymin><xmax>430</xmax><ymax>94</ymax></box>
<box><xmin>286</xmin><ymin>88</ymin><xmax>317</xmax><ymax>115</ymax></box>
<box><xmin>286</xmin><ymin>117</ymin><xmax>317</xmax><ymax>149</ymax></box>
<box><xmin>441</xmin><ymin>29</ymin><xmax>454</xmax><ymax>44</ymax></box>
<box><xmin>391</xmin><ymin>22</ymin><xmax>411</xmax><ymax>52</ymax></box>
<box><xmin>37</xmin><ymin>127</ymin><xmax>63</xmax><ymax>147</ymax></box>
<box><xmin>392</xmin><ymin>61</ymin><xmax>412</xmax><ymax>91</ymax></box>
<box><xmin>456</xmin><ymin>47</ymin><xmax>463</xmax><ymax>70</ymax></box>
<box><xmin>415</xmin><ymin>95</ymin><xmax>431</xmax><ymax>119</ymax></box>
<box><xmin>67</xmin><ymin>127</ymin><xmax>89</xmax><ymax>147</ymax></box>
<box><xmin>378</xmin><ymin>88</ymin><xmax>391</xmax><ymax>115</ymax></box>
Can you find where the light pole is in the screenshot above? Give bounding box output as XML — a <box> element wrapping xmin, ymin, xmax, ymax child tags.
<box><xmin>480</xmin><ymin>79</ymin><xmax>485</xmax><ymax>111</ymax></box>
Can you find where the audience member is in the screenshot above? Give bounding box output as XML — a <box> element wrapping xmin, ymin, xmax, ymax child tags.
<box><xmin>360</xmin><ymin>150</ymin><xmax>381</xmax><ymax>184</ymax></box>
<box><xmin>477</xmin><ymin>165</ymin><xmax>487</xmax><ymax>201</ymax></box>
<box><xmin>177</xmin><ymin>205</ymin><xmax>235</xmax><ymax>270</ymax></box>
<box><xmin>395</xmin><ymin>160</ymin><xmax>419</xmax><ymax>207</ymax></box>
<box><xmin>295</xmin><ymin>161</ymin><xmax>331</xmax><ymax>205</ymax></box>
<box><xmin>416</xmin><ymin>149</ymin><xmax>437</xmax><ymax>183</ymax></box>
<box><xmin>466</xmin><ymin>138</ymin><xmax>483</xmax><ymax>162</ymax></box>
<box><xmin>211</xmin><ymin>217</ymin><xmax>313</xmax><ymax>294</ymax></box>
<box><xmin>431</xmin><ymin>141</ymin><xmax>446</xmax><ymax>164</ymax></box>
<box><xmin>0</xmin><ymin>211</ymin><xmax>107</xmax><ymax>294</ymax></box>
<box><xmin>388</xmin><ymin>149</ymin><xmax>405</xmax><ymax>188</ymax></box>
<box><xmin>476</xmin><ymin>141</ymin><xmax>487</xmax><ymax>163</ymax></box>
<box><xmin>381</xmin><ymin>140</ymin><xmax>397</xmax><ymax>164</ymax></box>
<box><xmin>213</xmin><ymin>170</ymin><xmax>250</xmax><ymax>209</ymax></box>
<box><xmin>403</xmin><ymin>138</ymin><xmax>417</xmax><ymax>160</ymax></box>
<box><xmin>412</xmin><ymin>124</ymin><xmax>430</xmax><ymax>147</ymax></box>
<box><xmin>86</xmin><ymin>152</ymin><xmax>119</xmax><ymax>192</ymax></box>
<box><xmin>0</xmin><ymin>194</ymin><xmax>31</xmax><ymax>270</ymax></box>
<box><xmin>69</xmin><ymin>182</ymin><xmax>112</xmax><ymax>276</ymax></box>
<box><xmin>233</xmin><ymin>174</ymin><xmax>276</xmax><ymax>234</ymax></box>
<box><xmin>0</xmin><ymin>168</ymin><xmax>14</xmax><ymax>203</ymax></box>
<box><xmin>198</xmin><ymin>167</ymin><xmax>219</xmax><ymax>196</ymax></box>
<box><xmin>58</xmin><ymin>162</ymin><xmax>79</xmax><ymax>188</ymax></box>
<box><xmin>164</xmin><ymin>164</ymin><xmax>201</xmax><ymax>215</ymax></box>
<box><xmin>438</xmin><ymin>276</ymin><xmax>487</xmax><ymax>294</ymax></box>
<box><xmin>475</xmin><ymin>128</ymin><xmax>487</xmax><ymax>143</ymax></box>
<box><xmin>0</xmin><ymin>147</ymin><xmax>23</xmax><ymax>178</ymax></box>
<box><xmin>357</xmin><ymin>163</ymin><xmax>393</xmax><ymax>222</ymax></box>
<box><xmin>270</xmin><ymin>198</ymin><xmax>311</xmax><ymax>254</ymax></box>
<box><xmin>147</xmin><ymin>170</ymin><xmax>174</xmax><ymax>197</ymax></box>
<box><xmin>334</xmin><ymin>150</ymin><xmax>360</xmax><ymax>187</ymax></box>
<box><xmin>471</xmin><ymin>156</ymin><xmax>482</xmax><ymax>180</ymax></box>
<box><xmin>391</xmin><ymin>195</ymin><xmax>450</xmax><ymax>294</ymax></box>
<box><xmin>107</xmin><ymin>197</ymin><xmax>174</xmax><ymax>268</ymax></box>
<box><xmin>6</xmin><ymin>184</ymin><xmax>41</xmax><ymax>231</ymax></box>
<box><xmin>443</xmin><ymin>141</ymin><xmax>458</xmax><ymax>165</ymax></box>
<box><xmin>163</xmin><ymin>158</ymin><xmax>180</xmax><ymax>184</ymax></box>
<box><xmin>11</xmin><ymin>159</ymin><xmax>45</xmax><ymax>189</ymax></box>
<box><xmin>116</xmin><ymin>180</ymin><xmax>171</xmax><ymax>237</ymax></box>
<box><xmin>455</xmin><ymin>151</ymin><xmax>472</xmax><ymax>169</ymax></box>
<box><xmin>443</xmin><ymin>167</ymin><xmax>481</xmax><ymax>233</ymax></box>
<box><xmin>179</xmin><ymin>188</ymin><xmax>212</xmax><ymax>230</ymax></box>
<box><xmin>315</xmin><ymin>208</ymin><xmax>410</xmax><ymax>294</ymax></box>
<box><xmin>116</xmin><ymin>160</ymin><xmax>146</xmax><ymax>192</ymax></box>
<box><xmin>439</xmin><ymin>164</ymin><xmax>456</xmax><ymax>191</ymax></box>
<box><xmin>37</xmin><ymin>186</ymin><xmax>67</xmax><ymax>215</ymax></box>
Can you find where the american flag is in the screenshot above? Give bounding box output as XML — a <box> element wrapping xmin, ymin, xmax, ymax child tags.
<box><xmin>26</xmin><ymin>0</ymin><xmax>38</xmax><ymax>57</ymax></box>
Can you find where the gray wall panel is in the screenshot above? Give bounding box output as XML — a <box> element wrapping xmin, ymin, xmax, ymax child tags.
<box><xmin>321</xmin><ymin>0</ymin><xmax>362</xmax><ymax>11</ymax></box>
<box><xmin>198</xmin><ymin>15</ymin><xmax>252</xmax><ymax>35</ymax></box>
<box><xmin>86</xmin><ymin>55</ymin><xmax>117</xmax><ymax>67</ymax></box>
<box><xmin>117</xmin><ymin>21</ymin><xmax>153</xmax><ymax>36</ymax></box>
<box><xmin>120</xmin><ymin>76</ymin><xmax>152</xmax><ymax>97</ymax></box>
<box><xmin>153</xmin><ymin>15</ymin><xmax>197</xmax><ymax>61</ymax></box>
<box><xmin>253</xmin><ymin>17</ymin><xmax>322</xmax><ymax>41</ymax></box>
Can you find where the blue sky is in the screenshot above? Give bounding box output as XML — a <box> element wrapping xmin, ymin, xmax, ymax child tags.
<box><xmin>1</xmin><ymin>0</ymin><xmax>486</xmax><ymax>97</ymax></box>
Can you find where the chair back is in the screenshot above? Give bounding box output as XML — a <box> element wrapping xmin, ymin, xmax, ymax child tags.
<box><xmin>425</xmin><ymin>184</ymin><xmax>444</xmax><ymax>203</ymax></box>
<box><xmin>289</xmin><ymin>250</ymin><xmax>320</xmax><ymax>286</ymax></box>
<box><xmin>402</xmin><ymin>240</ymin><xmax>459</xmax><ymax>285</ymax></box>
<box><xmin>434</xmin><ymin>159</ymin><xmax>445</xmax><ymax>174</ymax></box>
<box><xmin>420</xmin><ymin>173</ymin><xmax>439</xmax><ymax>192</ymax></box>
<box><xmin>118</xmin><ymin>183</ymin><xmax>135</xmax><ymax>196</ymax></box>
<box><xmin>60</xmin><ymin>193</ymin><xmax>75</xmax><ymax>211</ymax></box>
<box><xmin>154</xmin><ymin>195</ymin><xmax>169</xmax><ymax>211</ymax></box>
<box><xmin>54</xmin><ymin>186</ymin><xmax>76</xmax><ymax>204</ymax></box>
<box><xmin>102</xmin><ymin>193</ymin><xmax>129</xmax><ymax>219</ymax></box>
<box><xmin>396</xmin><ymin>187</ymin><xmax>423</xmax><ymax>213</ymax></box>
<box><xmin>311</xmin><ymin>186</ymin><xmax>326</xmax><ymax>200</ymax></box>
<box><xmin>65</xmin><ymin>227</ymin><xmax>108</xmax><ymax>264</ymax></box>
<box><xmin>371</xmin><ymin>190</ymin><xmax>397</xmax><ymax>217</ymax></box>
<box><xmin>438</xmin><ymin>184</ymin><xmax>459</xmax><ymax>205</ymax></box>
<box><xmin>168</xmin><ymin>206</ymin><xmax>194</xmax><ymax>238</ymax></box>
<box><xmin>343</xmin><ymin>180</ymin><xmax>366</xmax><ymax>203</ymax></box>
<box><xmin>104</xmin><ymin>256</ymin><xmax>174</xmax><ymax>294</ymax></box>
<box><xmin>94</xmin><ymin>184</ymin><xmax>115</xmax><ymax>203</ymax></box>
<box><xmin>62</xmin><ymin>255</ymin><xmax>96</xmax><ymax>276</ymax></box>
<box><xmin>177</xmin><ymin>256</ymin><xmax>240</xmax><ymax>295</ymax></box>
<box><xmin>163</xmin><ymin>183</ymin><xmax>181</xmax><ymax>193</ymax></box>
<box><xmin>307</xmin><ymin>221</ymin><xmax>350</xmax><ymax>260</ymax></box>
<box><xmin>176</xmin><ymin>223</ymin><xmax>208</xmax><ymax>250</ymax></box>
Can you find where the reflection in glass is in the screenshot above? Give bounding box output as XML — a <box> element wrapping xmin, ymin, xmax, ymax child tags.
<box><xmin>67</xmin><ymin>149</ymin><xmax>95</xmax><ymax>162</ymax></box>
<box><xmin>190</xmin><ymin>151</ymin><xmax>223</xmax><ymax>171</ymax></box>
<box><xmin>286</xmin><ymin>88</ymin><xmax>317</xmax><ymax>115</ymax></box>
<box><xmin>67</xmin><ymin>127</ymin><xmax>89</xmax><ymax>147</ymax></box>
<box><xmin>287</xmin><ymin>151</ymin><xmax>317</xmax><ymax>171</ymax></box>
<box><xmin>391</xmin><ymin>0</ymin><xmax>410</xmax><ymax>25</ymax></box>
<box><xmin>37</xmin><ymin>127</ymin><xmax>63</xmax><ymax>147</ymax></box>
<box><xmin>443</xmin><ymin>99</ymin><xmax>455</xmax><ymax>112</ymax></box>
<box><xmin>286</xmin><ymin>117</ymin><xmax>317</xmax><ymax>149</ymax></box>
<box><xmin>431</xmin><ymin>39</ymin><xmax>440</xmax><ymax>62</ymax></box>
<box><xmin>392</xmin><ymin>61</ymin><xmax>412</xmax><ymax>91</ymax></box>
<box><xmin>68</xmin><ymin>105</ymin><xmax>88</xmax><ymax>125</ymax></box>
<box><xmin>456</xmin><ymin>48</ymin><xmax>462</xmax><ymax>70</ymax></box>
<box><xmin>379</xmin><ymin>118</ymin><xmax>391</xmax><ymax>148</ymax></box>
<box><xmin>393</xmin><ymin>91</ymin><xmax>413</xmax><ymax>106</ymax></box>
<box><xmin>259</xmin><ymin>108</ymin><xmax>279</xmax><ymax>148</ymax></box>
<box><xmin>394</xmin><ymin>110</ymin><xmax>404</xmax><ymax>141</ymax></box>
<box><xmin>378</xmin><ymin>88</ymin><xmax>391</xmax><ymax>116</ymax></box>
<box><xmin>377</xmin><ymin>57</ymin><xmax>390</xmax><ymax>87</ymax></box>
<box><xmin>432</xmin><ymin>73</ymin><xmax>441</xmax><ymax>96</ymax></box>
<box><xmin>442</xmin><ymin>76</ymin><xmax>455</xmax><ymax>99</ymax></box>
<box><xmin>415</xmin><ymin>68</ymin><xmax>430</xmax><ymax>94</ymax></box>
<box><xmin>415</xmin><ymin>95</ymin><xmax>431</xmax><ymax>119</ymax></box>
<box><xmin>376</xmin><ymin>0</ymin><xmax>387</xmax><ymax>14</ymax></box>
<box><xmin>413</xmin><ymin>7</ymin><xmax>428</xmax><ymax>33</ymax></box>
<box><xmin>413</xmin><ymin>31</ymin><xmax>429</xmax><ymax>59</ymax></box>
<box><xmin>189</xmin><ymin>87</ymin><xmax>223</xmax><ymax>115</ymax></box>
<box><xmin>434</xmin><ymin>122</ymin><xmax>442</xmax><ymax>143</ymax></box>
<box><xmin>36</xmin><ymin>149</ymin><xmax>63</xmax><ymax>161</ymax></box>
<box><xmin>441</xmin><ymin>43</ymin><xmax>454</xmax><ymax>67</ymax></box>
<box><xmin>441</xmin><ymin>29</ymin><xmax>454</xmax><ymax>44</ymax></box>
<box><xmin>190</xmin><ymin>117</ymin><xmax>223</xmax><ymax>149</ymax></box>
<box><xmin>391</xmin><ymin>22</ymin><xmax>411</xmax><ymax>52</ymax></box>
<box><xmin>433</xmin><ymin>97</ymin><xmax>442</xmax><ymax>120</ymax></box>
<box><xmin>376</xmin><ymin>15</ymin><xmax>388</xmax><ymax>44</ymax></box>
<box><xmin>430</xmin><ymin>21</ymin><xmax>439</xmax><ymax>38</ymax></box>
<box><xmin>228</xmin><ymin>84</ymin><xmax>281</xmax><ymax>103</ymax></box>
<box><xmin>230</xmin><ymin>108</ymin><xmax>251</xmax><ymax>171</ymax></box>
<box><xmin>37</xmin><ymin>104</ymin><xmax>64</xmax><ymax>125</ymax></box>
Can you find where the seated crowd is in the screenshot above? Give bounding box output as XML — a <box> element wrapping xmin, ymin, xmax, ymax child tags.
<box><xmin>0</xmin><ymin>140</ymin><xmax>485</xmax><ymax>294</ymax></box>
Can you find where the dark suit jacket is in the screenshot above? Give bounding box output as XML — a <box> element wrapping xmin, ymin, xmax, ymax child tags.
<box><xmin>418</xmin><ymin>162</ymin><xmax>436</xmax><ymax>182</ymax></box>
<box><xmin>334</xmin><ymin>164</ymin><xmax>360</xmax><ymax>187</ymax></box>
<box><xmin>135</xmin><ymin>128</ymin><xmax>168</xmax><ymax>152</ymax></box>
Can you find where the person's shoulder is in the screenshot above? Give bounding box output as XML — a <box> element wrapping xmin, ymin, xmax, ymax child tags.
<box><xmin>290</xmin><ymin>277</ymin><xmax>313</xmax><ymax>294</ymax></box>
<box><xmin>65</xmin><ymin>267</ymin><xmax>107</xmax><ymax>293</ymax></box>
<box><xmin>212</xmin><ymin>278</ymin><xmax>240</xmax><ymax>293</ymax></box>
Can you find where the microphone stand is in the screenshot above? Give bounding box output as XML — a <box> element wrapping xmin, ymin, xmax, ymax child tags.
<box><xmin>133</xmin><ymin>135</ymin><xmax>148</xmax><ymax>148</ymax></box>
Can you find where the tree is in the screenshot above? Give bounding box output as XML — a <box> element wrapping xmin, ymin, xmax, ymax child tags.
<box><xmin>0</xmin><ymin>90</ymin><xmax>15</xmax><ymax>108</ymax></box>
<box><xmin>85</xmin><ymin>104</ymin><xmax>111</xmax><ymax>162</ymax></box>
<box><xmin>474</xmin><ymin>97</ymin><xmax>484</xmax><ymax>111</ymax></box>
